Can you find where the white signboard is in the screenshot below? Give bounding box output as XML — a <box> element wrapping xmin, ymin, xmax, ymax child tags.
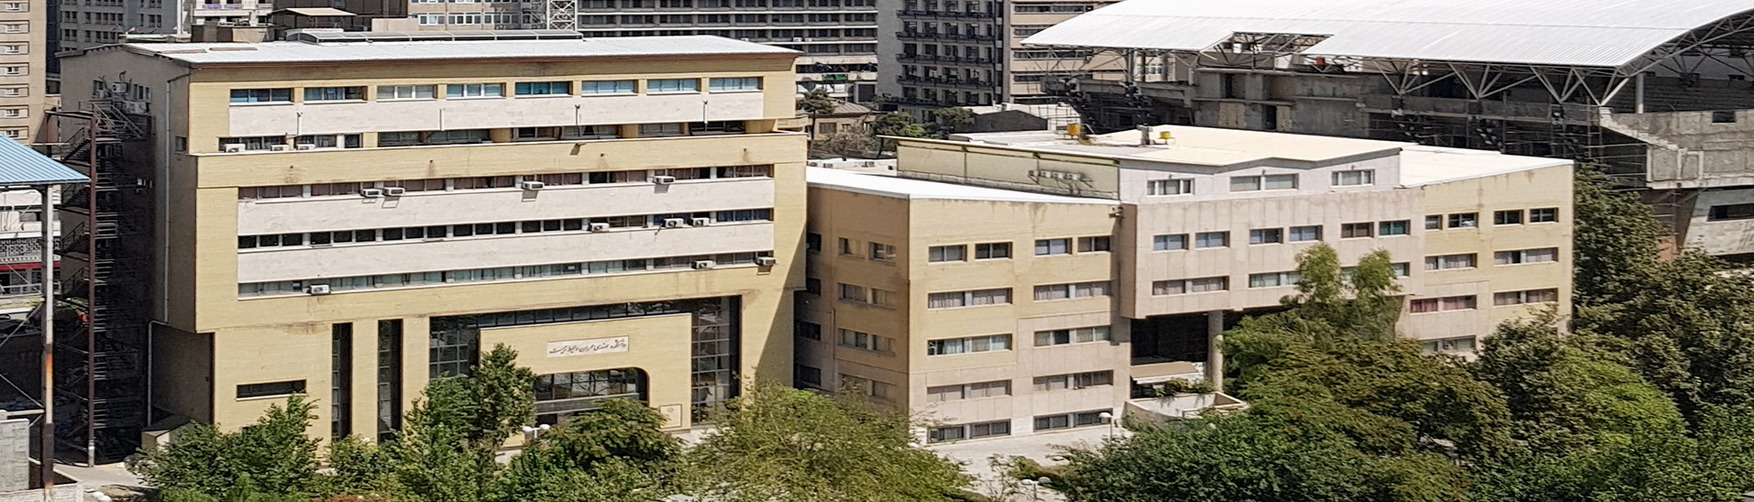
<box><xmin>546</xmin><ymin>336</ymin><xmax>630</xmax><ymax>357</ymax></box>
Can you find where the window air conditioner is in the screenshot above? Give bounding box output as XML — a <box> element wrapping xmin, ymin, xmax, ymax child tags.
<box><xmin>519</xmin><ymin>180</ymin><xmax>545</xmax><ymax>190</ymax></box>
<box><xmin>306</xmin><ymin>284</ymin><xmax>332</xmax><ymax>295</ymax></box>
<box><xmin>690</xmin><ymin>217</ymin><xmax>711</xmax><ymax>227</ymax></box>
<box><xmin>295</xmin><ymin>143</ymin><xmax>317</xmax><ymax>150</ymax></box>
<box><xmin>755</xmin><ymin>256</ymin><xmax>777</xmax><ymax>267</ymax></box>
<box><xmin>588</xmin><ymin>222</ymin><xmax>611</xmax><ymax>232</ymax></box>
<box><xmin>360</xmin><ymin>188</ymin><xmax>385</xmax><ymax>198</ymax></box>
<box><xmin>651</xmin><ymin>175</ymin><xmax>676</xmax><ymax>185</ymax></box>
<box><xmin>382</xmin><ymin>187</ymin><xmax>407</xmax><ymax>196</ymax></box>
<box><xmin>269</xmin><ymin>144</ymin><xmax>292</xmax><ymax>151</ymax></box>
<box><xmin>662</xmin><ymin>218</ymin><xmax>685</xmax><ymax>228</ymax></box>
<box><xmin>222</xmin><ymin>144</ymin><xmax>245</xmax><ymax>153</ymax></box>
<box><xmin>693</xmin><ymin>260</ymin><xmax>716</xmax><ymax>270</ymax></box>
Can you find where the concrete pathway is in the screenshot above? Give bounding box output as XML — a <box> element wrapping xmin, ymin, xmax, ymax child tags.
<box><xmin>928</xmin><ymin>426</ymin><xmax>1127</xmax><ymax>502</ymax></box>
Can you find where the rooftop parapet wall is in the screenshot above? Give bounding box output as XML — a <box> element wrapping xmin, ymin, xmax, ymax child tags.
<box><xmin>1604</xmin><ymin>110</ymin><xmax>1754</xmax><ymax>189</ymax></box>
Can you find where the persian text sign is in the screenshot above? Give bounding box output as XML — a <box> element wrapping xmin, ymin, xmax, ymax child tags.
<box><xmin>546</xmin><ymin>337</ymin><xmax>630</xmax><ymax>357</ymax></box>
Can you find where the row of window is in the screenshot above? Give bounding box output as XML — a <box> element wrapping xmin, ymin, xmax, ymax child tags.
<box><xmin>238</xmin><ymin>251</ymin><xmax>772</xmax><ymax>297</ymax></box>
<box><xmin>229</xmin><ymin>78</ymin><xmax>762</xmax><ymax>105</ymax></box>
<box><xmin>237</xmin><ymin>209</ymin><xmax>774</xmax><ymax>249</ymax></box>
<box><xmin>1424</xmin><ymin>248</ymin><xmax>1559</xmax><ymax>271</ymax></box>
<box><xmin>1427</xmin><ymin>207</ymin><xmax>1559</xmax><ymax>230</ymax></box>
<box><xmin>1406</xmin><ymin>290</ymin><xmax>1560</xmax><ymax>313</ymax></box>
<box><xmin>238</xmin><ymin>165</ymin><xmax>772</xmax><ymax>200</ymax></box>
<box><xmin>927</xmin><ymin>409</ymin><xmax>1113</xmax><ymax>443</ymax></box>
<box><xmin>1142</xmin><ymin>170</ymin><xmax>1373</xmax><ymax>198</ymax></box>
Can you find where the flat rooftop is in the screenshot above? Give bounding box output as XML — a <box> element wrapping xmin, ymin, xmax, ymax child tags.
<box><xmin>806</xmin><ymin>167</ymin><xmax>1115</xmax><ymax>205</ymax></box>
<box><xmin>951</xmin><ymin>126</ymin><xmax>1410</xmax><ymax>166</ymax></box>
<box><xmin>118</xmin><ymin>35</ymin><xmax>797</xmax><ymax>66</ymax></box>
<box><xmin>939</xmin><ymin>125</ymin><xmax>1571</xmax><ymax>186</ymax></box>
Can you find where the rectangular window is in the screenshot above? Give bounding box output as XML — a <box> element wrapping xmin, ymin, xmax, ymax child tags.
<box><xmin>647</xmin><ymin>78</ymin><xmax>700</xmax><ymax>93</ymax></box>
<box><xmin>377</xmin><ymin>84</ymin><xmax>436</xmax><ymax>100</ymax></box>
<box><xmin>1032</xmin><ymin>371</ymin><xmax>1113</xmax><ymax>392</ymax></box>
<box><xmin>1194</xmin><ymin>231</ymin><xmax>1229</xmax><ymax>248</ymax></box>
<box><xmin>1146</xmin><ymin>178</ymin><xmax>1193</xmax><ymax>196</ymax></box>
<box><xmin>1288</xmin><ymin>225</ymin><xmax>1321</xmax><ymax>242</ymax></box>
<box><xmin>928</xmin><ymin>420</ymin><xmax>1011</xmax><ymax>443</ymax></box>
<box><xmin>1340</xmin><ymin>222</ymin><xmax>1373</xmax><ymax>238</ymax></box>
<box><xmin>1419</xmin><ymin>336</ymin><xmax>1477</xmax><ymax>354</ymax></box>
<box><xmin>1425</xmin><ymin>215</ymin><xmax>1443</xmax><ymax>230</ymax></box>
<box><xmin>638</xmin><ymin>123</ymin><xmax>685</xmax><ymax>137</ymax></box>
<box><xmin>1248</xmin><ymin>228</ymin><xmax>1283</xmax><ymax>245</ymax></box>
<box><xmin>926</xmin><ymin>381</ymin><xmax>1010</xmax><ymax>403</ymax></box>
<box><xmin>795</xmin><ymin>365</ymin><xmax>823</xmax><ymax>387</ymax></box>
<box><xmin>1034</xmin><ymin>238</ymin><xmax>1071</xmax><ymax>255</ymax></box>
<box><xmin>806</xmin><ymin>233</ymin><xmax>822</xmax><ymax>252</ymax></box>
<box><xmin>1077</xmin><ymin>236</ymin><xmax>1111</xmax><ymax>252</ymax></box>
<box><xmin>1379</xmin><ymin>220</ymin><xmax>1411</xmax><ymax>236</ymax></box>
<box><xmin>796</xmin><ymin>321</ymin><xmax>822</xmax><ymax>340</ymax></box>
<box><xmin>1447</xmin><ymin>213</ymin><xmax>1479</xmax><ymax>229</ymax></box>
<box><xmin>869</xmin><ymin>242</ymin><xmax>897</xmax><ymax>261</ymax></box>
<box><xmin>929</xmin><ymin>245</ymin><xmax>967</xmax><ymax>262</ymax></box>
<box><xmin>447</xmin><ymin>83</ymin><xmax>504</xmax><ymax>98</ymax></box>
<box><xmin>331</xmin><ymin>324</ymin><xmax>352</xmax><ymax>439</ymax></box>
<box><xmin>1424</xmin><ymin>253</ymin><xmax>1478</xmax><ymax>271</ymax></box>
<box><xmin>229</xmin><ymin>88</ymin><xmax>292</xmax><ymax>103</ymax></box>
<box><xmin>514</xmin><ymin>81</ymin><xmax>571</xmax><ymax>96</ymax></box>
<box><xmin>1033</xmin><ymin>281</ymin><xmax>1110</xmax><ymax>301</ymax></box>
<box><xmin>837</xmin><ymin>328</ymin><xmax>892</xmax><ymax>352</ymax></box>
<box><xmin>1154</xmin><ymin>234</ymin><xmax>1188</xmax><ymax>251</ymax></box>
<box><xmin>1034</xmin><ymin>410</ymin><xmax>1110</xmax><ymax>431</ymax></box>
<box><xmin>580</xmin><ymin>80</ymin><xmax>636</xmax><ymax>94</ymax></box>
<box><xmin>1529</xmin><ymin>207</ymin><xmax>1560</xmax><ymax>223</ymax></box>
<box><xmin>1332</xmin><ymin>170</ymin><xmax>1374</xmax><ymax>186</ymax></box>
<box><xmin>975</xmin><ymin>242</ymin><xmax>1011</xmax><ymax>259</ymax></box>
<box><xmin>926</xmin><ymin>334</ymin><xmax>1012</xmax><ymax>355</ymax></box>
<box><xmin>926</xmin><ymin>288</ymin><xmax>1011</xmax><ymax>309</ymax></box>
<box><xmin>838</xmin><ymin>237</ymin><xmax>856</xmax><ymax>255</ymax></box>
<box><xmin>304</xmin><ymin>86</ymin><xmax>365</xmax><ymax>101</ymax></box>
<box><xmin>1494</xmin><ymin>247</ymin><xmax>1559</xmax><ymax>265</ymax></box>
<box><xmin>1494</xmin><ymin>288</ymin><xmax>1559</xmax><ymax>306</ymax></box>
<box><xmin>238</xmin><ymin>380</ymin><xmax>307</xmax><ymax>399</ymax></box>
<box><xmin>1409</xmin><ymin>295</ymin><xmax>1478</xmax><ymax>313</ymax></box>
<box><xmin>1231</xmin><ymin>173</ymin><xmax>1297</xmax><ymax>192</ymax></box>
<box><xmin>1707</xmin><ymin>203</ymin><xmax>1754</xmax><ymax>221</ymax></box>
<box><xmin>1034</xmin><ymin>326</ymin><xmax>1110</xmax><ymax>346</ymax></box>
<box><xmin>708</xmin><ymin>77</ymin><xmax>762</xmax><ymax>91</ymax></box>
<box><xmin>1494</xmin><ymin>209</ymin><xmax>1524</xmax><ymax>225</ymax></box>
<box><xmin>1248</xmin><ymin>271</ymin><xmax>1301</xmax><ymax>288</ymax></box>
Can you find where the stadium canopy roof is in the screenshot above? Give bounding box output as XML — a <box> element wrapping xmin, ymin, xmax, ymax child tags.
<box><xmin>1023</xmin><ymin>0</ymin><xmax>1754</xmax><ymax>70</ymax></box>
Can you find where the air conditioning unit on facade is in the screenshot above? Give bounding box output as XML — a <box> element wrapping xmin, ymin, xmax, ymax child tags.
<box><xmin>306</xmin><ymin>284</ymin><xmax>332</xmax><ymax>295</ymax></box>
<box><xmin>663</xmin><ymin>218</ymin><xmax>685</xmax><ymax>228</ymax></box>
<box><xmin>519</xmin><ymin>180</ymin><xmax>545</xmax><ymax>190</ymax></box>
<box><xmin>223</xmin><ymin>144</ymin><xmax>245</xmax><ymax>153</ymax></box>
<box><xmin>269</xmin><ymin>144</ymin><xmax>292</xmax><ymax>151</ymax></box>
<box><xmin>360</xmin><ymin>188</ymin><xmax>385</xmax><ymax>198</ymax></box>
<box><xmin>295</xmin><ymin>143</ymin><xmax>317</xmax><ymax>150</ymax></box>
<box><xmin>755</xmin><ymin>256</ymin><xmax>777</xmax><ymax>267</ymax></box>
<box><xmin>651</xmin><ymin>175</ymin><xmax>676</xmax><ymax>184</ymax></box>
<box><xmin>693</xmin><ymin>260</ymin><xmax>716</xmax><ymax>269</ymax></box>
<box><xmin>588</xmin><ymin>222</ymin><xmax>611</xmax><ymax>232</ymax></box>
<box><xmin>382</xmin><ymin>187</ymin><xmax>407</xmax><ymax>196</ymax></box>
<box><xmin>690</xmin><ymin>217</ymin><xmax>711</xmax><ymax>227</ymax></box>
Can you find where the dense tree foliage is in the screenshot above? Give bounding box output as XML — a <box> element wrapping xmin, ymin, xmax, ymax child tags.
<box><xmin>131</xmin><ymin>395</ymin><xmax>322</xmax><ymax>501</ymax></box>
<box><xmin>686</xmin><ymin>383</ymin><xmax>970</xmax><ymax>502</ymax></box>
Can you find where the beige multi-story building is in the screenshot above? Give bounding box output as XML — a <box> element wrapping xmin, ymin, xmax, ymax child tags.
<box><xmin>801</xmin><ymin>125</ymin><xmax>1572</xmax><ymax>442</ymax></box>
<box><xmin>876</xmin><ymin>0</ymin><xmax>1122</xmax><ymax>110</ymax></box>
<box><xmin>0</xmin><ymin>0</ymin><xmax>42</xmax><ymax>141</ymax></box>
<box><xmin>56</xmin><ymin>32</ymin><xmax>805</xmax><ymax>444</ymax></box>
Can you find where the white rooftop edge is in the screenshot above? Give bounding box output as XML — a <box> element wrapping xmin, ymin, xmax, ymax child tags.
<box><xmin>806</xmin><ymin>167</ymin><xmax>1116</xmax><ymax>205</ymax></box>
<box><xmin>117</xmin><ymin>35</ymin><xmax>798</xmax><ymax>64</ymax></box>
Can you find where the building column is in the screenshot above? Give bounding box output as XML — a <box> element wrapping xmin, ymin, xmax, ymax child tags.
<box><xmin>1205</xmin><ymin>310</ymin><xmax>1224</xmax><ymax>393</ymax></box>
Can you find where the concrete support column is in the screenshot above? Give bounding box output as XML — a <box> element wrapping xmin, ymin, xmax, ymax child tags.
<box><xmin>1205</xmin><ymin>310</ymin><xmax>1224</xmax><ymax>393</ymax></box>
<box><xmin>1635</xmin><ymin>72</ymin><xmax>1646</xmax><ymax>114</ymax></box>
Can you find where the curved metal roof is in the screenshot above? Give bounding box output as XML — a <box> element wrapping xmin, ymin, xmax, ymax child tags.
<box><xmin>1022</xmin><ymin>0</ymin><xmax>1754</xmax><ymax>68</ymax></box>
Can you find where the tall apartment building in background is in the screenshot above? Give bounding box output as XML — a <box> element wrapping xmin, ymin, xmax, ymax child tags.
<box><xmin>51</xmin><ymin>32</ymin><xmax>803</xmax><ymax>457</ymax></box>
<box><xmin>55</xmin><ymin>0</ymin><xmax>271</xmax><ymax>52</ymax></box>
<box><xmin>875</xmin><ymin>0</ymin><xmax>1119</xmax><ymax>111</ymax></box>
<box><xmin>802</xmin><ymin>126</ymin><xmax>1573</xmax><ymax>441</ymax></box>
<box><xmin>0</xmin><ymin>0</ymin><xmax>44</xmax><ymax>141</ymax></box>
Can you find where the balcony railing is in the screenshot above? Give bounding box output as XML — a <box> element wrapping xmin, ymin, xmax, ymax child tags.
<box><xmin>896</xmin><ymin>53</ymin><xmax>998</xmax><ymax>65</ymax></box>
<box><xmin>894</xmin><ymin>30</ymin><xmax>997</xmax><ymax>41</ymax></box>
<box><xmin>894</xmin><ymin>75</ymin><xmax>995</xmax><ymax>89</ymax></box>
<box><xmin>897</xmin><ymin>8</ymin><xmax>999</xmax><ymax>18</ymax></box>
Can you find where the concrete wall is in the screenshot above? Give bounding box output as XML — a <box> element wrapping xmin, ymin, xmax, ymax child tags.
<box><xmin>1609</xmin><ymin>109</ymin><xmax>1754</xmax><ymax>189</ymax></box>
<box><xmin>0</xmin><ymin>486</ymin><xmax>82</xmax><ymax>502</ymax></box>
<box><xmin>1683</xmin><ymin>187</ymin><xmax>1754</xmax><ymax>257</ymax></box>
<box><xmin>0</xmin><ymin>418</ymin><xmax>22</xmax><ymax>492</ymax></box>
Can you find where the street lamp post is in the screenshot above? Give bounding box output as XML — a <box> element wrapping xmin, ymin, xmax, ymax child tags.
<box><xmin>520</xmin><ymin>423</ymin><xmax>552</xmax><ymax>446</ymax></box>
<box><xmin>1098</xmin><ymin>411</ymin><xmax>1115</xmax><ymax>440</ymax></box>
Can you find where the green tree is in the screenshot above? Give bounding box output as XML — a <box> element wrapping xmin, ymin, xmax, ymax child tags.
<box><xmin>684</xmin><ymin>383</ymin><xmax>969</xmax><ymax>502</ymax></box>
<box><xmin>465</xmin><ymin>345</ymin><xmax>537</xmax><ymax>447</ymax></box>
<box><xmin>386</xmin><ymin>377</ymin><xmax>499</xmax><ymax>502</ymax></box>
<box><xmin>131</xmin><ymin>396</ymin><xmax>323</xmax><ymax>500</ymax></box>
<box><xmin>324</xmin><ymin>436</ymin><xmax>400</xmax><ymax>497</ymax></box>
<box><xmin>492</xmin><ymin>399</ymin><xmax>682</xmax><ymax>502</ymax></box>
<box><xmin>872</xmin><ymin>112</ymin><xmax>930</xmax><ymax>139</ymax></box>
<box><xmin>1571</xmin><ymin>166</ymin><xmax>1664</xmax><ymax>310</ymax></box>
<box><xmin>1056</xmin><ymin>413</ymin><xmax>1468</xmax><ymax>502</ymax></box>
<box><xmin>931</xmin><ymin>107</ymin><xmax>976</xmax><ymax>137</ymax></box>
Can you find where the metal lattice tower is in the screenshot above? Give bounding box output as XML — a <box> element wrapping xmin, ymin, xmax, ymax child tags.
<box><xmin>541</xmin><ymin>0</ymin><xmax>577</xmax><ymax>30</ymax></box>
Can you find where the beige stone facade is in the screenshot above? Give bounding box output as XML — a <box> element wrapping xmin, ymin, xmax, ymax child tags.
<box><xmin>803</xmin><ymin>125</ymin><xmax>1573</xmax><ymax>442</ymax></box>
<box><xmin>0</xmin><ymin>0</ymin><xmax>41</xmax><ymax>141</ymax></box>
<box><xmin>57</xmin><ymin>36</ymin><xmax>805</xmax><ymax>441</ymax></box>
